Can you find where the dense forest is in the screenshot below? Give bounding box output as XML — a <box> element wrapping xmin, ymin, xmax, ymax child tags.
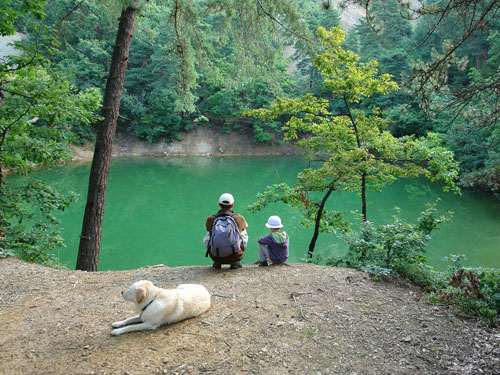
<box><xmin>1</xmin><ymin>0</ymin><xmax>499</xmax><ymax>323</ymax></box>
<box><xmin>3</xmin><ymin>0</ymin><xmax>499</xmax><ymax>194</ymax></box>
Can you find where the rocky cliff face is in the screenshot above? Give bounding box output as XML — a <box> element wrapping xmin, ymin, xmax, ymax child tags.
<box><xmin>111</xmin><ymin>127</ymin><xmax>297</xmax><ymax>158</ymax></box>
<box><xmin>0</xmin><ymin>33</ymin><xmax>25</xmax><ymax>58</ymax></box>
<box><xmin>333</xmin><ymin>1</ymin><xmax>365</xmax><ymax>30</ymax></box>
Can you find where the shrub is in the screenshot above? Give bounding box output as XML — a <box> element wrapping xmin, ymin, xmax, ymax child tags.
<box><xmin>323</xmin><ymin>203</ymin><xmax>499</xmax><ymax>326</ymax></box>
<box><xmin>0</xmin><ymin>179</ymin><xmax>77</xmax><ymax>266</ymax></box>
<box><xmin>327</xmin><ymin>202</ymin><xmax>451</xmax><ymax>286</ymax></box>
<box><xmin>433</xmin><ymin>265</ymin><xmax>500</xmax><ymax>326</ymax></box>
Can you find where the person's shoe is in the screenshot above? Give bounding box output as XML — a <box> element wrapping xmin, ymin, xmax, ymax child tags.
<box><xmin>212</xmin><ymin>263</ymin><xmax>221</xmax><ymax>269</ymax></box>
<box><xmin>230</xmin><ymin>262</ymin><xmax>242</xmax><ymax>269</ymax></box>
<box><xmin>258</xmin><ymin>261</ymin><xmax>268</xmax><ymax>267</ymax></box>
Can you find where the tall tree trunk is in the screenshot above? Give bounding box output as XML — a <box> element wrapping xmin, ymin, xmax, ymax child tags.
<box><xmin>361</xmin><ymin>172</ymin><xmax>367</xmax><ymax>222</ymax></box>
<box><xmin>344</xmin><ymin>95</ymin><xmax>367</xmax><ymax>222</ymax></box>
<box><xmin>76</xmin><ymin>3</ymin><xmax>139</xmax><ymax>271</ymax></box>
<box><xmin>360</xmin><ymin>172</ymin><xmax>368</xmax><ymax>257</ymax></box>
<box><xmin>307</xmin><ymin>184</ymin><xmax>336</xmax><ymax>259</ymax></box>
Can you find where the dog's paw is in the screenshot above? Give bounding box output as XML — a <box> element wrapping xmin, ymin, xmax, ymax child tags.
<box><xmin>111</xmin><ymin>321</ymin><xmax>124</xmax><ymax>328</ymax></box>
<box><xmin>111</xmin><ymin>328</ymin><xmax>124</xmax><ymax>336</ymax></box>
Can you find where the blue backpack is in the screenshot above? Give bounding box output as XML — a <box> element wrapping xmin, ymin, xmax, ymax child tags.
<box><xmin>209</xmin><ymin>214</ymin><xmax>242</xmax><ymax>258</ymax></box>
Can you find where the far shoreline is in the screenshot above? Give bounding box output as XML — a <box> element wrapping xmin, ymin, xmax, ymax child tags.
<box><xmin>70</xmin><ymin>127</ymin><xmax>298</xmax><ymax>162</ymax></box>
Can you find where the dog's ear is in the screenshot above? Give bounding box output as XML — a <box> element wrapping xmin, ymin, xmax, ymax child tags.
<box><xmin>136</xmin><ymin>287</ymin><xmax>147</xmax><ymax>304</ymax></box>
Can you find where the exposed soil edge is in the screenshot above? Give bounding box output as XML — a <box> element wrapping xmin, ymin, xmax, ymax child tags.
<box><xmin>70</xmin><ymin>127</ymin><xmax>298</xmax><ymax>161</ymax></box>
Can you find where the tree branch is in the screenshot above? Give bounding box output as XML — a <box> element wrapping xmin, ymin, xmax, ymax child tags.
<box><xmin>0</xmin><ymin>105</ymin><xmax>32</xmax><ymax>152</ymax></box>
<box><xmin>256</xmin><ymin>0</ymin><xmax>312</xmax><ymax>43</ymax></box>
<box><xmin>55</xmin><ymin>0</ymin><xmax>88</xmax><ymax>30</ymax></box>
<box><xmin>173</xmin><ymin>0</ymin><xmax>187</xmax><ymax>91</ymax></box>
<box><xmin>0</xmin><ymin>86</ymin><xmax>33</xmax><ymax>100</ymax></box>
<box><xmin>408</xmin><ymin>0</ymin><xmax>498</xmax><ymax>89</ymax></box>
<box><xmin>0</xmin><ymin>53</ymin><xmax>38</xmax><ymax>73</ymax></box>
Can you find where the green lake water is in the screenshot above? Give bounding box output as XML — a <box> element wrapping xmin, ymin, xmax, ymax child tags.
<box><xmin>12</xmin><ymin>156</ymin><xmax>500</xmax><ymax>271</ymax></box>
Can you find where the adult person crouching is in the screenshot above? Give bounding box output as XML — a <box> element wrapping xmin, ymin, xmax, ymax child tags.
<box><xmin>203</xmin><ymin>193</ymin><xmax>248</xmax><ymax>269</ymax></box>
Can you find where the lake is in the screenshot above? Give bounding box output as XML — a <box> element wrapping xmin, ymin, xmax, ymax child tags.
<box><xmin>11</xmin><ymin>156</ymin><xmax>500</xmax><ymax>271</ymax></box>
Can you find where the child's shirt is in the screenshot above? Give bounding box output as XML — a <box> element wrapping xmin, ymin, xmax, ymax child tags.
<box><xmin>258</xmin><ymin>231</ymin><xmax>289</xmax><ymax>263</ymax></box>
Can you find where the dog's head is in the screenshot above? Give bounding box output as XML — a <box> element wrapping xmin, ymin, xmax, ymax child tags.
<box><xmin>122</xmin><ymin>280</ymin><xmax>156</xmax><ymax>306</ymax></box>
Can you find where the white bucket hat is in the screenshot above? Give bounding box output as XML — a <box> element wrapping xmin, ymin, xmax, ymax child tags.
<box><xmin>265</xmin><ymin>215</ymin><xmax>283</xmax><ymax>228</ymax></box>
<box><xmin>218</xmin><ymin>193</ymin><xmax>234</xmax><ymax>205</ymax></box>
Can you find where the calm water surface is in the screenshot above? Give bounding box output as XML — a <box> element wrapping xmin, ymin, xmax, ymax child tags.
<box><xmin>15</xmin><ymin>156</ymin><xmax>500</xmax><ymax>271</ymax></box>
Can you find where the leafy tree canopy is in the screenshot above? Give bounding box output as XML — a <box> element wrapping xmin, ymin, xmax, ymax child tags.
<box><xmin>245</xmin><ymin>26</ymin><xmax>459</xmax><ymax>256</ymax></box>
<box><xmin>0</xmin><ymin>0</ymin><xmax>46</xmax><ymax>36</ymax></box>
<box><xmin>35</xmin><ymin>0</ymin><xmax>317</xmax><ymax>142</ymax></box>
<box><xmin>0</xmin><ymin>1</ymin><xmax>102</xmax><ymax>264</ymax></box>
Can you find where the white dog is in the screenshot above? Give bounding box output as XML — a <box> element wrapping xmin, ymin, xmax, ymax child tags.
<box><xmin>111</xmin><ymin>280</ymin><xmax>211</xmax><ymax>336</ymax></box>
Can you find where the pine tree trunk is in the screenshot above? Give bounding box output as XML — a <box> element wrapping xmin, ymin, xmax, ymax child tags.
<box><xmin>76</xmin><ymin>4</ymin><xmax>139</xmax><ymax>271</ymax></box>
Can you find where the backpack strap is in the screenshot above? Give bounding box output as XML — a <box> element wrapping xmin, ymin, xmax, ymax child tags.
<box><xmin>215</xmin><ymin>212</ymin><xmax>234</xmax><ymax>218</ymax></box>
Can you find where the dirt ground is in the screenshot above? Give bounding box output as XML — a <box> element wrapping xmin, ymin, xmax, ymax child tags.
<box><xmin>0</xmin><ymin>257</ymin><xmax>498</xmax><ymax>375</ymax></box>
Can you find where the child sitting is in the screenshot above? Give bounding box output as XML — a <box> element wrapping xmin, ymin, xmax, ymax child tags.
<box><xmin>257</xmin><ymin>215</ymin><xmax>289</xmax><ymax>266</ymax></box>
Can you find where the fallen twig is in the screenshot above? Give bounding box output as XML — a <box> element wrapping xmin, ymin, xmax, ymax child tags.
<box><xmin>212</xmin><ymin>293</ymin><xmax>236</xmax><ymax>300</ymax></box>
<box><xmin>289</xmin><ymin>291</ymin><xmax>313</xmax><ymax>321</ymax></box>
<box><xmin>290</xmin><ymin>291</ymin><xmax>313</xmax><ymax>301</ymax></box>
<box><xmin>202</xmin><ymin>312</ymin><xmax>233</xmax><ymax>326</ymax></box>
<box><xmin>218</xmin><ymin>312</ymin><xmax>233</xmax><ymax>323</ymax></box>
<box><xmin>181</xmin><ymin>332</ymin><xmax>216</xmax><ymax>339</ymax></box>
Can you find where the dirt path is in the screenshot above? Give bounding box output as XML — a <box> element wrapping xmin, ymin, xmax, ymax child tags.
<box><xmin>0</xmin><ymin>257</ymin><xmax>498</xmax><ymax>375</ymax></box>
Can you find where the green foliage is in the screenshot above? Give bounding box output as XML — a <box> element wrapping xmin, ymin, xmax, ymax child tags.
<box><xmin>353</xmin><ymin>0</ymin><xmax>413</xmax><ymax>83</ymax></box>
<box><xmin>343</xmin><ymin>1</ymin><xmax>499</xmax><ymax>195</ymax></box>
<box><xmin>327</xmin><ymin>202</ymin><xmax>451</xmax><ymax>284</ymax></box>
<box><xmin>0</xmin><ymin>3</ymin><xmax>102</xmax><ymax>265</ymax></box>
<box><xmin>0</xmin><ymin>64</ymin><xmax>102</xmax><ymax>173</ymax></box>
<box><xmin>291</xmin><ymin>1</ymin><xmax>341</xmax><ymax>97</ymax></box>
<box><xmin>244</xmin><ymin>26</ymin><xmax>460</xmax><ymax>259</ymax></box>
<box><xmin>313</xmin><ymin>26</ymin><xmax>398</xmax><ymax>103</ymax></box>
<box><xmin>0</xmin><ymin>179</ymin><xmax>76</xmax><ymax>265</ymax></box>
<box><xmin>442</xmin><ymin>69</ymin><xmax>500</xmax><ymax>194</ymax></box>
<box><xmin>432</xmin><ymin>265</ymin><xmax>500</xmax><ymax>326</ymax></box>
<box><xmin>245</xmin><ymin>26</ymin><xmax>459</xmax><ymax>237</ymax></box>
<box><xmin>248</xmin><ymin>182</ymin><xmax>349</xmax><ymax>233</ymax></box>
<box><xmin>10</xmin><ymin>0</ymin><xmax>498</xmax><ymax>194</ymax></box>
<box><xmin>32</xmin><ymin>0</ymin><xmax>312</xmax><ymax>143</ymax></box>
<box><xmin>401</xmin><ymin>9</ymin><xmax>499</xmax><ymax>195</ymax></box>
<box><xmin>386</xmin><ymin>102</ymin><xmax>435</xmax><ymax>137</ymax></box>
<box><xmin>410</xmin><ymin>1</ymin><xmax>491</xmax><ymax>93</ymax></box>
<box><xmin>252</xmin><ymin>120</ymin><xmax>281</xmax><ymax>144</ymax></box>
<box><xmin>0</xmin><ymin>0</ymin><xmax>46</xmax><ymax>36</ymax></box>
<box><xmin>1</xmin><ymin>3</ymin><xmax>102</xmax><ymax>171</ymax></box>
<box><xmin>324</xmin><ymin>203</ymin><xmax>499</xmax><ymax>326</ymax></box>
<box><xmin>336</xmin><ymin>0</ymin><xmax>414</xmax><ymax>112</ymax></box>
